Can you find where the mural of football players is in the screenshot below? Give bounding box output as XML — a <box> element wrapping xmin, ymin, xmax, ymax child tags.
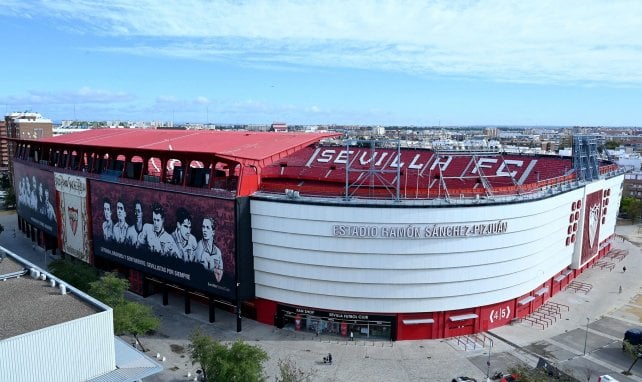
<box><xmin>18</xmin><ymin>177</ymin><xmax>30</xmax><ymax>207</ymax></box>
<box><xmin>102</xmin><ymin>197</ymin><xmax>114</xmax><ymax>242</ymax></box>
<box><xmin>138</xmin><ymin>202</ymin><xmax>177</xmax><ymax>256</ymax></box>
<box><xmin>37</xmin><ymin>181</ymin><xmax>45</xmax><ymax>215</ymax></box>
<box><xmin>112</xmin><ymin>199</ymin><xmax>128</xmax><ymax>243</ymax></box>
<box><xmin>13</xmin><ymin>166</ymin><xmax>58</xmax><ymax>236</ymax></box>
<box><xmin>29</xmin><ymin>175</ymin><xmax>38</xmax><ymax>209</ymax></box>
<box><xmin>43</xmin><ymin>187</ymin><xmax>56</xmax><ymax>223</ymax></box>
<box><xmin>196</xmin><ymin>216</ymin><xmax>224</xmax><ymax>283</ymax></box>
<box><xmin>171</xmin><ymin>207</ymin><xmax>198</xmax><ymax>262</ymax></box>
<box><xmin>125</xmin><ymin>200</ymin><xmax>144</xmax><ymax>247</ymax></box>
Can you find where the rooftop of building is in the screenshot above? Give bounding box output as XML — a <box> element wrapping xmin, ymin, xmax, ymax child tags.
<box><xmin>0</xmin><ymin>254</ymin><xmax>101</xmax><ymax>341</ymax></box>
<box><xmin>4</xmin><ymin>112</ymin><xmax>52</xmax><ymax>123</ymax></box>
<box><xmin>35</xmin><ymin>129</ymin><xmax>340</xmax><ymax>165</ymax></box>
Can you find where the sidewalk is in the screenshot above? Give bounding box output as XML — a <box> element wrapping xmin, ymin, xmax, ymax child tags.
<box><xmin>3</xmin><ymin>210</ymin><xmax>642</xmax><ymax>382</ymax></box>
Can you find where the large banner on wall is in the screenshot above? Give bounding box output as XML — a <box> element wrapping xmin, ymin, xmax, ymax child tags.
<box><xmin>13</xmin><ymin>161</ymin><xmax>57</xmax><ymax>236</ymax></box>
<box><xmin>581</xmin><ymin>190</ymin><xmax>603</xmax><ymax>265</ymax></box>
<box><xmin>90</xmin><ymin>180</ymin><xmax>236</xmax><ymax>298</ymax></box>
<box><xmin>55</xmin><ymin>173</ymin><xmax>90</xmax><ymax>262</ymax></box>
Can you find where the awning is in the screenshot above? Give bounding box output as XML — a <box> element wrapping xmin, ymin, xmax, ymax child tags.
<box><xmin>518</xmin><ymin>296</ymin><xmax>536</xmax><ymax>305</ymax></box>
<box><xmin>402</xmin><ymin>318</ymin><xmax>435</xmax><ymax>325</ymax></box>
<box><xmin>88</xmin><ymin>337</ymin><xmax>163</xmax><ymax>382</ymax></box>
<box><xmin>449</xmin><ymin>313</ymin><xmax>478</xmax><ymax>322</ymax></box>
<box><xmin>535</xmin><ymin>287</ymin><xmax>549</xmax><ymax>296</ymax></box>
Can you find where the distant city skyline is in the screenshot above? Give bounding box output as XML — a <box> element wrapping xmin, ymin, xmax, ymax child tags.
<box><xmin>1</xmin><ymin>1</ymin><xmax>642</xmax><ymax>126</ymax></box>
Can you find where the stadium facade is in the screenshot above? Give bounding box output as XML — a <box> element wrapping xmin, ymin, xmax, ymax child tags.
<box><xmin>10</xmin><ymin>129</ymin><xmax>624</xmax><ymax>340</ymax></box>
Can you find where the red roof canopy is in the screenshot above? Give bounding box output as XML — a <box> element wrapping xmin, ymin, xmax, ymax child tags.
<box><xmin>37</xmin><ymin>129</ymin><xmax>340</xmax><ymax>166</ymax></box>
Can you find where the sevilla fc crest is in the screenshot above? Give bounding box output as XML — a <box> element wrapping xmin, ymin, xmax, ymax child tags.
<box><xmin>588</xmin><ymin>204</ymin><xmax>600</xmax><ymax>248</ymax></box>
<box><xmin>68</xmin><ymin>207</ymin><xmax>79</xmax><ymax>236</ymax></box>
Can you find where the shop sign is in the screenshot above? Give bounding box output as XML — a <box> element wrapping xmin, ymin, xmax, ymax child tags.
<box><xmin>278</xmin><ymin>304</ymin><xmax>392</xmax><ymax>323</ymax></box>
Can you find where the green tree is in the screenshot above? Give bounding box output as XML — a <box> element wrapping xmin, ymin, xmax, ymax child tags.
<box><xmin>275</xmin><ymin>357</ymin><xmax>314</xmax><ymax>382</ymax></box>
<box><xmin>189</xmin><ymin>328</ymin><xmax>220</xmax><ymax>381</ymax></box>
<box><xmin>88</xmin><ymin>272</ymin><xmax>160</xmax><ymax>348</ymax></box>
<box><xmin>623</xmin><ymin>340</ymin><xmax>642</xmax><ymax>375</ymax></box>
<box><xmin>48</xmin><ymin>258</ymin><xmax>100</xmax><ymax>292</ymax></box>
<box><xmin>621</xmin><ymin>197</ymin><xmax>642</xmax><ymax>223</ymax></box>
<box><xmin>3</xmin><ymin>186</ymin><xmax>15</xmax><ymax>209</ymax></box>
<box><xmin>88</xmin><ymin>272</ymin><xmax>129</xmax><ymax>307</ymax></box>
<box><xmin>605</xmin><ymin>140</ymin><xmax>621</xmax><ymax>150</ymax></box>
<box><xmin>189</xmin><ymin>328</ymin><xmax>268</xmax><ymax>382</ymax></box>
<box><xmin>114</xmin><ymin>300</ymin><xmax>160</xmax><ymax>351</ymax></box>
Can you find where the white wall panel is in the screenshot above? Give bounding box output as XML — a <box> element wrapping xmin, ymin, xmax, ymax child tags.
<box><xmin>251</xmin><ymin>181</ymin><xmax>620</xmax><ymax>313</ymax></box>
<box><xmin>600</xmin><ymin>175</ymin><xmax>624</xmax><ymax>241</ymax></box>
<box><xmin>0</xmin><ymin>310</ymin><xmax>114</xmax><ymax>382</ymax></box>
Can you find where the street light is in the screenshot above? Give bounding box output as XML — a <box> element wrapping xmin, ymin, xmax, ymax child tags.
<box><xmin>583</xmin><ymin>317</ymin><xmax>590</xmax><ymax>355</ymax></box>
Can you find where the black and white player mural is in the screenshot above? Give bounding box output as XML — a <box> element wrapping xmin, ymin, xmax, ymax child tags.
<box><xmin>14</xmin><ymin>161</ymin><xmax>58</xmax><ymax>236</ymax></box>
<box><xmin>90</xmin><ymin>180</ymin><xmax>236</xmax><ymax>298</ymax></box>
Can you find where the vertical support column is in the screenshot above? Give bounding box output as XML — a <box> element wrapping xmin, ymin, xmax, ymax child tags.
<box><xmin>182</xmin><ymin>158</ymin><xmax>190</xmax><ymax>187</ymax></box>
<box><xmin>160</xmin><ymin>156</ymin><xmax>167</xmax><ymax>183</ymax></box>
<box><xmin>208</xmin><ymin>160</ymin><xmax>216</xmax><ymax>189</ymax></box>
<box><xmin>162</xmin><ymin>285</ymin><xmax>169</xmax><ymax>306</ymax></box>
<box><xmin>236</xmin><ymin>306</ymin><xmax>242</xmax><ymax>333</ymax></box>
<box><xmin>208</xmin><ymin>296</ymin><xmax>216</xmax><ymax>323</ymax></box>
<box><xmin>184</xmin><ymin>289</ymin><xmax>191</xmax><ymax>314</ymax></box>
<box><xmin>140</xmin><ymin>156</ymin><xmax>148</xmax><ymax>181</ymax></box>
<box><xmin>236</xmin><ymin>284</ymin><xmax>242</xmax><ymax>332</ymax></box>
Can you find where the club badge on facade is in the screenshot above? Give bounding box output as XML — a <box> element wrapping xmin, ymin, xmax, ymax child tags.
<box><xmin>68</xmin><ymin>207</ymin><xmax>79</xmax><ymax>236</ymax></box>
<box><xmin>588</xmin><ymin>204</ymin><xmax>600</xmax><ymax>248</ymax></box>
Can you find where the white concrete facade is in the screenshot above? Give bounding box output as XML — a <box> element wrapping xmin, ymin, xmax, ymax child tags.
<box><xmin>251</xmin><ymin>175</ymin><xmax>624</xmax><ymax>314</ymax></box>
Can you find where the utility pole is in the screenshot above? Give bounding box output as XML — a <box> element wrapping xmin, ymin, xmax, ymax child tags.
<box><xmin>583</xmin><ymin>317</ymin><xmax>590</xmax><ymax>355</ymax></box>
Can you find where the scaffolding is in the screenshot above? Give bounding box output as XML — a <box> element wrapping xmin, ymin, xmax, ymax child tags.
<box><xmin>572</xmin><ymin>135</ymin><xmax>599</xmax><ymax>181</ymax></box>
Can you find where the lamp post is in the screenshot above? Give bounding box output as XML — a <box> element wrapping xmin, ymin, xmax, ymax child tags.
<box><xmin>583</xmin><ymin>317</ymin><xmax>590</xmax><ymax>355</ymax></box>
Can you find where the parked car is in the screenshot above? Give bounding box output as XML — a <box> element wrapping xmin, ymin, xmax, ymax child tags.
<box><xmin>598</xmin><ymin>375</ymin><xmax>620</xmax><ymax>382</ymax></box>
<box><xmin>500</xmin><ymin>374</ymin><xmax>519</xmax><ymax>382</ymax></box>
<box><xmin>452</xmin><ymin>377</ymin><xmax>477</xmax><ymax>382</ymax></box>
<box><xmin>623</xmin><ymin>328</ymin><xmax>642</xmax><ymax>349</ymax></box>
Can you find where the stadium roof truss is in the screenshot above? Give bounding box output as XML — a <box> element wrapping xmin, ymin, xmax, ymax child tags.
<box><xmin>342</xmin><ymin>139</ymin><xmax>525</xmax><ymax>202</ymax></box>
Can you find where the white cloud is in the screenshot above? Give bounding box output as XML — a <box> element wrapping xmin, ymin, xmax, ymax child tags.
<box><xmin>7</xmin><ymin>1</ymin><xmax>642</xmax><ymax>85</ymax></box>
<box><xmin>0</xmin><ymin>87</ymin><xmax>135</xmax><ymax>105</ymax></box>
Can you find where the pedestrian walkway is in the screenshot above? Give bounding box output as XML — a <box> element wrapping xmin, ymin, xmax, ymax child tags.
<box><xmin>3</xmin><ymin>210</ymin><xmax>642</xmax><ymax>382</ymax></box>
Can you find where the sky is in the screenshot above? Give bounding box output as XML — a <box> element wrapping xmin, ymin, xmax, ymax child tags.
<box><xmin>1</xmin><ymin>1</ymin><xmax>642</xmax><ymax>127</ymax></box>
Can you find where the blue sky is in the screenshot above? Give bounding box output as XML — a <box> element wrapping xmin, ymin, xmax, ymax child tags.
<box><xmin>1</xmin><ymin>1</ymin><xmax>641</xmax><ymax>126</ymax></box>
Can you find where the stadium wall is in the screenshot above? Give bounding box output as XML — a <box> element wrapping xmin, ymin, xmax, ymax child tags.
<box><xmin>251</xmin><ymin>175</ymin><xmax>623</xmax><ymax>339</ymax></box>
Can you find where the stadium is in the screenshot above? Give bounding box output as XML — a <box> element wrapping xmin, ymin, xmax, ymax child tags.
<box><xmin>10</xmin><ymin>129</ymin><xmax>624</xmax><ymax>340</ymax></box>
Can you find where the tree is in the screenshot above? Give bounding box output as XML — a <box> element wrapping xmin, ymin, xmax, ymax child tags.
<box><xmin>623</xmin><ymin>340</ymin><xmax>642</xmax><ymax>375</ymax></box>
<box><xmin>113</xmin><ymin>300</ymin><xmax>160</xmax><ymax>351</ymax></box>
<box><xmin>621</xmin><ymin>197</ymin><xmax>642</xmax><ymax>223</ymax></box>
<box><xmin>48</xmin><ymin>258</ymin><xmax>100</xmax><ymax>292</ymax></box>
<box><xmin>605</xmin><ymin>140</ymin><xmax>621</xmax><ymax>150</ymax></box>
<box><xmin>88</xmin><ymin>272</ymin><xmax>129</xmax><ymax>307</ymax></box>
<box><xmin>88</xmin><ymin>272</ymin><xmax>160</xmax><ymax>349</ymax></box>
<box><xmin>189</xmin><ymin>328</ymin><xmax>268</xmax><ymax>382</ymax></box>
<box><xmin>3</xmin><ymin>186</ymin><xmax>15</xmax><ymax>209</ymax></box>
<box><xmin>188</xmin><ymin>328</ymin><xmax>220</xmax><ymax>381</ymax></box>
<box><xmin>275</xmin><ymin>357</ymin><xmax>314</xmax><ymax>382</ymax></box>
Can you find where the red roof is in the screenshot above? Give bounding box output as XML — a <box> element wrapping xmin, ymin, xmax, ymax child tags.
<box><xmin>37</xmin><ymin>129</ymin><xmax>340</xmax><ymax>166</ymax></box>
